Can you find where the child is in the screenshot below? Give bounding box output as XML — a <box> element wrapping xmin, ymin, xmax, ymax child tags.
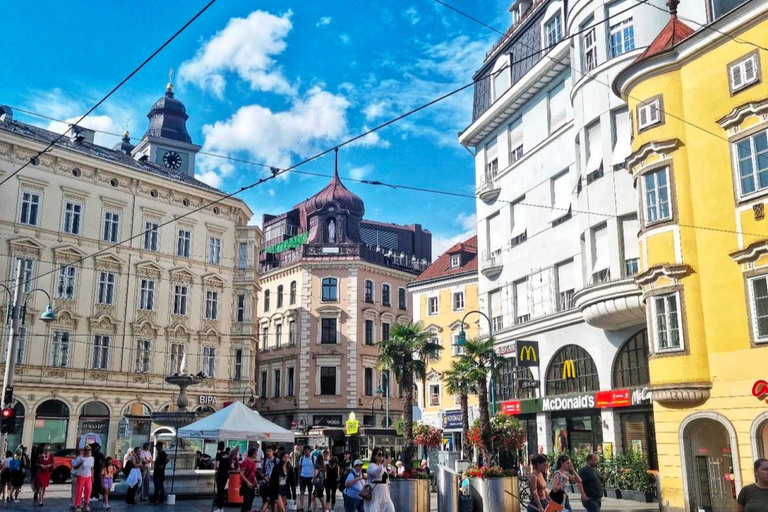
<box><xmin>124</xmin><ymin>456</ymin><xmax>142</xmax><ymax>506</ymax></box>
<box><xmin>101</xmin><ymin>458</ymin><xmax>114</xmax><ymax>510</ymax></box>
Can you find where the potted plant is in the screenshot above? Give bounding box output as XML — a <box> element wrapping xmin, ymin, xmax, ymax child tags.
<box><xmin>465</xmin><ymin>465</ymin><xmax>519</xmax><ymax>512</ymax></box>
<box><xmin>599</xmin><ymin>453</ymin><xmax>621</xmax><ymax>499</ymax></box>
<box><xmin>389</xmin><ymin>468</ymin><xmax>432</xmax><ymax>512</ymax></box>
<box><xmin>413</xmin><ymin>423</ymin><xmax>443</xmax><ymax>462</ymax></box>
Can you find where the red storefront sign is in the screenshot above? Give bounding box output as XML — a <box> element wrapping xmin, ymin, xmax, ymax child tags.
<box><xmin>595</xmin><ymin>389</ymin><xmax>631</xmax><ymax>408</ymax></box>
<box><xmin>501</xmin><ymin>400</ymin><xmax>521</xmax><ymax>415</ymax></box>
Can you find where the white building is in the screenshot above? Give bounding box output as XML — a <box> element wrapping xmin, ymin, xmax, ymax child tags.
<box><xmin>459</xmin><ymin>0</ymin><xmax>706</xmax><ymax>463</ymax></box>
<box><xmin>0</xmin><ymin>82</ymin><xmax>259</xmax><ymax>465</ymax></box>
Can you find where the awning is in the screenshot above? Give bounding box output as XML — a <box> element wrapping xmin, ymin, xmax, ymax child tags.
<box><xmin>263</xmin><ymin>231</ymin><xmax>308</xmax><ymax>254</ymax></box>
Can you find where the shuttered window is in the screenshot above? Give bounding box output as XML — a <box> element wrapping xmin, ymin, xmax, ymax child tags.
<box><xmin>729</xmin><ymin>52</ymin><xmax>760</xmax><ymax>93</ymax></box>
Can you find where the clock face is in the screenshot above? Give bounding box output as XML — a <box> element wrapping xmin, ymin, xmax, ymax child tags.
<box><xmin>163</xmin><ymin>150</ymin><xmax>182</xmax><ymax>169</ymax></box>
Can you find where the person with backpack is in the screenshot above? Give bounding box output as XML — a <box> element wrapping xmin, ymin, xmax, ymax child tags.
<box><xmin>312</xmin><ymin>458</ymin><xmax>328</xmax><ymax>512</ymax></box>
<box><xmin>10</xmin><ymin>449</ymin><xmax>24</xmax><ymax>503</ymax></box>
<box><xmin>298</xmin><ymin>446</ymin><xmax>315</xmax><ymax>512</ymax></box>
<box><xmin>325</xmin><ymin>457</ymin><xmax>339</xmax><ymax>512</ymax></box>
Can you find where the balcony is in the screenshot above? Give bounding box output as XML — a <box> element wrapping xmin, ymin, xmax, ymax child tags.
<box><xmin>573</xmin><ymin>277</ymin><xmax>645</xmax><ymax>330</ymax></box>
<box><xmin>481</xmin><ymin>249</ymin><xmax>504</xmax><ymax>278</ymax></box>
<box><xmin>260</xmin><ymin>243</ymin><xmax>429</xmax><ymax>275</ymax></box>
<box><xmin>477</xmin><ymin>173</ymin><xmax>501</xmax><ymax>203</ymax></box>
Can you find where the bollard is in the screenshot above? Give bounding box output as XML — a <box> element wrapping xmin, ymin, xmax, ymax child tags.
<box><xmin>437</xmin><ymin>465</ymin><xmax>460</xmax><ymax>512</ymax></box>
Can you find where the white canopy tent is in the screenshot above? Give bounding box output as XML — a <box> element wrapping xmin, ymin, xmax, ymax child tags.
<box><xmin>177</xmin><ymin>401</ymin><xmax>295</xmax><ymax>442</ymax></box>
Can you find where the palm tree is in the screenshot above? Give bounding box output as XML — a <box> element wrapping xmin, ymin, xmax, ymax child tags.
<box><xmin>378</xmin><ymin>322</ymin><xmax>443</xmax><ymax>469</ymax></box>
<box><xmin>443</xmin><ymin>358</ymin><xmax>475</xmax><ymax>460</ymax></box>
<box><xmin>461</xmin><ymin>337</ymin><xmax>509</xmax><ymax>463</ymax></box>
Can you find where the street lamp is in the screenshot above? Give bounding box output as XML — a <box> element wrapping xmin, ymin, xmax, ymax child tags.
<box><xmin>259</xmin><ymin>396</ymin><xmax>270</xmax><ymax>410</ymax></box>
<box><xmin>371</xmin><ymin>396</ymin><xmax>383</xmax><ymax>426</ymax></box>
<box><xmin>1</xmin><ymin>262</ymin><xmax>57</xmax><ymax>451</ymax></box>
<box><xmin>241</xmin><ymin>387</ymin><xmax>256</xmax><ymax>407</ymax></box>
<box><xmin>380</xmin><ymin>373</ymin><xmax>390</xmax><ymax>428</ymax></box>
<box><xmin>455</xmin><ymin>310</ymin><xmax>496</xmax><ymax>416</ymax></box>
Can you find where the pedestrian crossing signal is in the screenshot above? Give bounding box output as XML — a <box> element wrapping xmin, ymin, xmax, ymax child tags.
<box><xmin>0</xmin><ymin>408</ymin><xmax>14</xmax><ymax>434</ymax></box>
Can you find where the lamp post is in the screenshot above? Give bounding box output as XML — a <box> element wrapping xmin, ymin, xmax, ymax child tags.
<box><xmin>371</xmin><ymin>395</ymin><xmax>383</xmax><ymax>427</ymax></box>
<box><xmin>1</xmin><ymin>260</ymin><xmax>56</xmax><ymax>451</ymax></box>
<box><xmin>380</xmin><ymin>373</ymin><xmax>390</xmax><ymax>428</ymax></box>
<box><xmin>259</xmin><ymin>396</ymin><xmax>270</xmax><ymax>411</ymax></box>
<box><xmin>455</xmin><ymin>310</ymin><xmax>496</xmax><ymax>416</ymax></box>
<box><xmin>241</xmin><ymin>387</ymin><xmax>256</xmax><ymax>407</ymax></box>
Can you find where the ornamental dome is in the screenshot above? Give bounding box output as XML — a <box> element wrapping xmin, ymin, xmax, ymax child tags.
<box><xmin>142</xmin><ymin>83</ymin><xmax>192</xmax><ymax>144</ymax></box>
<box><xmin>302</xmin><ymin>166</ymin><xmax>365</xmax><ymax>217</ymax></box>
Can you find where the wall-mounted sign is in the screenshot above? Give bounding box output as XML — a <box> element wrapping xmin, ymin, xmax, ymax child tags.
<box><xmin>313</xmin><ymin>415</ymin><xmax>343</xmax><ymax>427</ymax></box>
<box><xmin>442</xmin><ymin>410</ymin><xmax>462</xmax><ymax>429</ymax></box>
<box><xmin>346</xmin><ymin>412</ymin><xmax>359</xmax><ymax>435</ymax></box>
<box><xmin>518</xmin><ymin>379</ymin><xmax>540</xmax><ymax>390</ymax></box>
<box><xmin>631</xmin><ymin>387</ymin><xmax>652</xmax><ymax>406</ymax></box>
<box><xmin>395</xmin><ymin>417</ymin><xmax>405</xmax><ymax>436</ymax></box>
<box><xmin>517</xmin><ymin>341</ymin><xmax>539</xmax><ymax>367</ymax></box>
<box><xmin>753</xmin><ymin>380</ymin><xmax>768</xmax><ymax>402</ymax></box>
<box><xmin>501</xmin><ymin>400</ymin><xmax>521</xmax><ymax>415</ymax></box>
<box><xmin>543</xmin><ymin>394</ymin><xmax>595</xmax><ymax>412</ymax></box>
<box><xmin>199</xmin><ymin>395</ymin><xmax>218</xmax><ymax>405</ymax></box>
<box><xmin>596</xmin><ymin>389</ymin><xmax>631</xmax><ymax>408</ymax></box>
<box><xmin>562</xmin><ymin>360</ymin><xmax>576</xmax><ymax>379</ymax></box>
<box><xmin>496</xmin><ymin>343</ymin><xmax>516</xmax><ymax>356</ymax></box>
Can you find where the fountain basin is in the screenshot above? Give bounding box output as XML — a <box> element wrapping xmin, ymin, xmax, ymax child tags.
<box><xmin>112</xmin><ymin>469</ymin><xmax>217</xmax><ymax>498</ymax></box>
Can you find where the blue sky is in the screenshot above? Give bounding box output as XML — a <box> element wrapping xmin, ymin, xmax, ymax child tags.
<box><xmin>1</xmin><ymin>1</ymin><xmax>509</xmax><ymax>256</ymax></box>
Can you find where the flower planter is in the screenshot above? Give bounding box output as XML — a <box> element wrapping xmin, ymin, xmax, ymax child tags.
<box><xmin>633</xmin><ymin>491</ymin><xmax>655</xmax><ymax>503</ymax></box>
<box><xmin>605</xmin><ymin>488</ymin><xmax>621</xmax><ymax>499</ymax></box>
<box><xmin>390</xmin><ymin>478</ymin><xmax>431</xmax><ymax>512</ymax></box>
<box><xmin>468</xmin><ymin>476</ymin><xmax>519</xmax><ymax>512</ymax></box>
<box><xmin>620</xmin><ymin>490</ymin><xmax>637</xmax><ymax>501</ymax></box>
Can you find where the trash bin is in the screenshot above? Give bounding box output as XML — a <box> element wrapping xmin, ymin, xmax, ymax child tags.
<box><xmin>228</xmin><ymin>471</ymin><xmax>243</xmax><ymax>504</ymax></box>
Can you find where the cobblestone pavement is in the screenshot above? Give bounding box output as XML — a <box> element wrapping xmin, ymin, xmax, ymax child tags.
<box><xmin>0</xmin><ymin>486</ymin><xmax>660</xmax><ymax>512</ymax></box>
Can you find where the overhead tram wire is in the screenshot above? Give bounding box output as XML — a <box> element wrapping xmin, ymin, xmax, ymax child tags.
<box><xmin>0</xmin><ymin>0</ymin><xmax>220</xmax><ymax>189</ymax></box>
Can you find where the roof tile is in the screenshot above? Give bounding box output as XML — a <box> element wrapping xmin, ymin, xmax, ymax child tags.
<box><xmin>412</xmin><ymin>235</ymin><xmax>477</xmax><ymax>283</ymax></box>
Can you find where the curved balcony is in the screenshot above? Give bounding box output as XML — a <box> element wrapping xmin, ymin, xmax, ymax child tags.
<box><xmin>477</xmin><ymin>173</ymin><xmax>501</xmax><ymax>203</ymax></box>
<box><xmin>480</xmin><ymin>249</ymin><xmax>504</xmax><ymax>279</ymax></box>
<box><xmin>573</xmin><ymin>277</ymin><xmax>645</xmax><ymax>330</ymax></box>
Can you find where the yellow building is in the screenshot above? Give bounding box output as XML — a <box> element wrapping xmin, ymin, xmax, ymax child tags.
<box><xmin>614</xmin><ymin>2</ymin><xmax>768</xmax><ymax>511</ymax></box>
<box><xmin>410</xmin><ymin>236</ymin><xmax>479</xmax><ymax>453</ymax></box>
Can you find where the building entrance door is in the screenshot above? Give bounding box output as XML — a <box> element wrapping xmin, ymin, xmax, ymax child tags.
<box><xmin>684</xmin><ymin>419</ymin><xmax>736</xmax><ymax>512</ymax></box>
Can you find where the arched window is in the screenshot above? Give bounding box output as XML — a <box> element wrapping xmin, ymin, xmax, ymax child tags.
<box><xmin>326</xmin><ymin>218</ymin><xmax>337</xmax><ymax>244</ymax></box>
<box><xmin>545</xmin><ymin>345</ymin><xmax>600</xmax><ymax>395</ymax></box>
<box><xmin>36</xmin><ymin>399</ymin><xmax>70</xmax><ymax>417</ymax></box>
<box><xmin>290</xmin><ymin>281</ymin><xmax>297</xmax><ymax>305</ymax></box>
<box><xmin>495</xmin><ymin>359</ymin><xmax>537</xmax><ymax>401</ymax></box>
<box><xmin>277</xmin><ymin>285</ymin><xmax>284</xmax><ymax>309</ymax></box>
<box><xmin>264</xmin><ymin>289</ymin><xmax>270</xmax><ymax>312</ymax></box>
<box><xmin>34</xmin><ymin>400</ymin><xmax>70</xmax><ymax>450</ymax></box>
<box><xmin>81</xmin><ymin>401</ymin><xmax>109</xmax><ymax>417</ymax></box>
<box><xmin>322</xmin><ymin>278</ymin><xmax>338</xmax><ymax>301</ymax></box>
<box><xmin>613</xmin><ymin>329</ymin><xmax>650</xmax><ymax>389</ymax></box>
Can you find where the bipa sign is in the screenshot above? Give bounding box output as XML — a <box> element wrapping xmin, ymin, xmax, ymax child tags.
<box><xmin>199</xmin><ymin>395</ymin><xmax>218</xmax><ymax>405</ymax></box>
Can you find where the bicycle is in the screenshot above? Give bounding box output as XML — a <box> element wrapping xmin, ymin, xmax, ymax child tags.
<box><xmin>517</xmin><ymin>477</ymin><xmax>531</xmax><ymax>510</ymax></box>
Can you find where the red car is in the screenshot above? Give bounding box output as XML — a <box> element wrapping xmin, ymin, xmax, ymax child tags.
<box><xmin>51</xmin><ymin>449</ymin><xmax>122</xmax><ymax>484</ymax></box>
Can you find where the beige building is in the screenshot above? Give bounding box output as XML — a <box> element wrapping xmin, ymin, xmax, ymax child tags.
<box><xmin>257</xmin><ymin>164</ymin><xmax>431</xmax><ymax>459</ymax></box>
<box><xmin>0</xmin><ymin>84</ymin><xmax>259</xmax><ymax>467</ymax></box>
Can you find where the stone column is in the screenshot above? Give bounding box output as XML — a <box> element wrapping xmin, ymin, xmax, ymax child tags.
<box><xmin>600</xmin><ymin>408</ymin><xmax>622</xmax><ymax>454</ymax></box>
<box><xmin>537</xmin><ymin>413</ymin><xmax>552</xmax><ymax>453</ymax></box>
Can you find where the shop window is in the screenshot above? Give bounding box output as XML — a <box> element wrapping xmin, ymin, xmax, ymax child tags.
<box><xmin>612</xmin><ymin>329</ymin><xmax>650</xmax><ymax>388</ymax></box>
<box><xmin>495</xmin><ymin>360</ymin><xmax>537</xmax><ymax>401</ymax></box>
<box><xmin>545</xmin><ymin>345</ymin><xmax>600</xmax><ymax>395</ymax></box>
<box><xmin>33</xmin><ymin>400</ymin><xmax>70</xmax><ymax>451</ymax></box>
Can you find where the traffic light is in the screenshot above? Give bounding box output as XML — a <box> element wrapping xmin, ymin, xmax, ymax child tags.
<box><xmin>0</xmin><ymin>408</ymin><xmax>14</xmax><ymax>434</ymax></box>
<box><xmin>3</xmin><ymin>386</ymin><xmax>13</xmax><ymax>406</ymax></box>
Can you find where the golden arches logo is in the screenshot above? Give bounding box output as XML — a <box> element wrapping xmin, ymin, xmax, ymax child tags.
<box><xmin>562</xmin><ymin>360</ymin><xmax>576</xmax><ymax>379</ymax></box>
<box><xmin>520</xmin><ymin>346</ymin><xmax>537</xmax><ymax>362</ymax></box>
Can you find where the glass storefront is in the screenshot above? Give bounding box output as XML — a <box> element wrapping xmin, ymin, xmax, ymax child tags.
<box><xmin>78</xmin><ymin>401</ymin><xmax>110</xmax><ymax>449</ymax></box>
<box><xmin>551</xmin><ymin>413</ymin><xmax>603</xmax><ymax>453</ymax></box>
<box><xmin>121</xmin><ymin>402</ymin><xmax>151</xmax><ymax>451</ymax></box>
<box><xmin>33</xmin><ymin>400</ymin><xmax>69</xmax><ymax>450</ymax></box>
<box><xmin>620</xmin><ymin>410</ymin><xmax>658</xmax><ymax>469</ymax></box>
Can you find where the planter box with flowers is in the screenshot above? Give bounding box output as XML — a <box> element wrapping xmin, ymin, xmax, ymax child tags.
<box><xmin>389</xmin><ymin>469</ymin><xmax>431</xmax><ymax>512</ymax></box>
<box><xmin>467</xmin><ymin>466</ymin><xmax>519</xmax><ymax>512</ymax></box>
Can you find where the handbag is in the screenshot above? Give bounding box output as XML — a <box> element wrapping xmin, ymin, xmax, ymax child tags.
<box><xmin>545</xmin><ymin>499</ymin><xmax>565</xmax><ymax>512</ymax></box>
<box><xmin>359</xmin><ymin>483</ymin><xmax>377</xmax><ymax>501</ymax></box>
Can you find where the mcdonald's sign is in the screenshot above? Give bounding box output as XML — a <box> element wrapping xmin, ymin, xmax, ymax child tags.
<box><xmin>517</xmin><ymin>340</ymin><xmax>539</xmax><ymax>367</ymax></box>
<box><xmin>562</xmin><ymin>360</ymin><xmax>576</xmax><ymax>379</ymax></box>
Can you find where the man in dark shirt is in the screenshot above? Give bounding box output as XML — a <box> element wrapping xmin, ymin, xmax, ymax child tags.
<box><xmin>214</xmin><ymin>441</ymin><xmax>230</xmax><ymax>512</ymax></box>
<box><xmin>578</xmin><ymin>453</ymin><xmax>605</xmax><ymax>512</ymax></box>
<box><xmin>152</xmin><ymin>442</ymin><xmax>169</xmax><ymax>505</ymax></box>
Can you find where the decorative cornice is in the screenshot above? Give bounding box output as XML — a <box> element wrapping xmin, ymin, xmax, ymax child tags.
<box><xmin>650</xmin><ymin>382</ymin><xmax>712</xmax><ymax>405</ymax></box>
<box><xmin>635</xmin><ymin>264</ymin><xmax>691</xmax><ymax>287</ymax></box>
<box><xmin>717</xmin><ymin>99</ymin><xmax>768</xmax><ymax>130</ymax></box>
<box><xmin>730</xmin><ymin>239</ymin><xmax>768</xmax><ymax>264</ymax></box>
<box><xmin>627</xmin><ymin>138</ymin><xmax>682</xmax><ymax>171</ymax></box>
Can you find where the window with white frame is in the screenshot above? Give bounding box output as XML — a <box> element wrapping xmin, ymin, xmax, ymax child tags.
<box><xmin>735</xmin><ymin>129</ymin><xmax>768</xmax><ymax>197</ymax></box>
<box><xmin>261</xmin><ymin>371</ymin><xmax>268</xmax><ymax>397</ymax></box>
<box><xmin>365</xmin><ymin>367</ymin><xmax>374</xmax><ymax>396</ymax></box>
<box><xmin>14</xmin><ymin>257</ymin><xmax>34</xmax><ymax>293</ymax></box>
<box><xmin>491</xmin><ymin>56</ymin><xmax>511</xmax><ymax>101</ymax></box>
<box><xmin>234</xmin><ymin>349</ymin><xmax>243</xmax><ymax>380</ymax></box>
<box><xmin>509</xmin><ymin>118</ymin><xmax>524</xmax><ymax>163</ymax></box>
<box><xmin>274</xmin><ymin>369</ymin><xmax>281</xmax><ymax>397</ymax></box>
<box><xmin>545</xmin><ymin>12</ymin><xmax>562</xmax><ymax>46</ymax></box>
<box><xmin>170</xmin><ymin>343</ymin><xmax>185</xmax><ymax>373</ymax></box>
<box><xmin>556</xmin><ymin>259</ymin><xmax>576</xmax><ymax>311</ymax></box>
<box><xmin>319</xmin><ymin>366</ymin><xmax>338</xmax><ymax>395</ymax></box>
<box><xmin>322</xmin><ymin>278</ymin><xmax>338</xmax><ymax>301</ymax></box>
<box><xmin>511</xmin><ymin>198</ymin><xmax>527</xmax><ymax>245</ymax></box>
<box><xmin>585</xmin><ymin>121</ymin><xmax>603</xmax><ymax>183</ymax></box>
<box><xmin>591</xmin><ymin>224</ymin><xmax>610</xmax><ymax>283</ymax></box>
<box><xmin>276</xmin><ymin>324</ymin><xmax>283</xmax><ymax>348</ymax></box>
<box><xmin>450</xmin><ymin>254</ymin><xmax>461</xmax><ymax>268</ymax></box>
<box><xmin>19</xmin><ymin>191</ymin><xmax>41</xmax><ymax>226</ymax></box>
<box><xmin>143</xmin><ymin>221</ymin><xmax>159</xmax><ymax>252</ymax></box>
<box><xmin>621</xmin><ymin>217</ymin><xmax>640</xmax><ymax>277</ymax></box>
<box><xmin>652</xmin><ymin>293</ymin><xmax>683</xmax><ymax>351</ymax></box>
<box><xmin>63</xmin><ymin>202</ymin><xmax>82</xmax><ymax>235</ymax></box>
<box><xmin>583</xmin><ymin>27</ymin><xmax>598</xmax><ymax>71</ymax></box>
<box><xmin>428</xmin><ymin>296</ymin><xmax>438</xmax><ymax>315</ymax></box>
<box><xmin>729</xmin><ymin>51</ymin><xmax>760</xmax><ymax>93</ymax></box>
<box><xmin>139</xmin><ymin>278</ymin><xmax>155</xmax><ymax>311</ymax></box>
<box><xmin>550</xmin><ymin>171</ymin><xmax>572</xmax><ymax>224</ymax></box>
<box><xmin>549</xmin><ymin>81</ymin><xmax>568</xmax><ymax>131</ymax></box>
<box><xmin>92</xmin><ymin>335</ymin><xmax>110</xmax><ymax>370</ymax></box>
<box><xmin>452</xmin><ymin>333</ymin><xmax>466</xmax><ymax>356</ymax></box>
<box><xmin>135</xmin><ymin>339</ymin><xmax>151</xmax><ymax>374</ymax></box>
<box><xmin>208</xmin><ymin>236</ymin><xmax>222</xmax><ymax>265</ymax></box>
<box><xmin>490</xmin><ymin>289</ymin><xmax>504</xmax><ymax>331</ymax></box>
<box><xmin>173</xmin><ymin>285</ymin><xmax>188</xmax><ymax>315</ymax></box>
<box><xmin>177</xmin><ymin>229</ymin><xmax>192</xmax><ymax>258</ymax></box>
<box><xmin>2</xmin><ymin>326</ymin><xmax>25</xmax><ymax>364</ymax></box>
<box><xmin>749</xmin><ymin>276</ymin><xmax>768</xmax><ymax>342</ymax></box>
<box><xmin>610</xmin><ymin>18</ymin><xmax>635</xmax><ymax>58</ymax></box>
<box><xmin>290</xmin><ymin>281</ymin><xmax>297</xmax><ymax>305</ymax></box>
<box><xmin>50</xmin><ymin>331</ymin><xmax>70</xmax><ymax>367</ymax></box>
<box><xmin>514</xmin><ymin>279</ymin><xmax>531</xmax><ymax>324</ymax></box>
<box><xmin>486</xmin><ymin>138</ymin><xmax>499</xmax><ymax>178</ymax></box>
<box><xmin>289</xmin><ymin>320</ymin><xmax>297</xmax><ymax>345</ymax></box>
<box><xmin>643</xmin><ymin>167</ymin><xmax>671</xmax><ymax>224</ymax></box>
<box><xmin>637</xmin><ymin>98</ymin><xmax>662</xmax><ymax>130</ymax></box>
<box><xmin>202</xmin><ymin>346</ymin><xmax>216</xmax><ymax>377</ymax></box>
<box><xmin>55</xmin><ymin>265</ymin><xmax>77</xmax><ymax>299</ymax></box>
<box><xmin>102</xmin><ymin>211</ymin><xmax>120</xmax><ymax>243</ymax></box>
<box><xmin>429</xmin><ymin>384</ymin><xmax>441</xmax><ymax>406</ymax></box>
<box><xmin>97</xmin><ymin>271</ymin><xmax>116</xmax><ymax>305</ymax></box>
<box><xmin>453</xmin><ymin>291</ymin><xmax>465</xmax><ymax>311</ymax></box>
<box><xmin>277</xmin><ymin>285</ymin><xmax>284</xmax><ymax>309</ymax></box>
<box><xmin>238</xmin><ymin>242</ymin><xmax>248</xmax><ymax>269</ymax></box>
<box><xmin>237</xmin><ymin>294</ymin><xmax>246</xmax><ymax>322</ymax></box>
<box><xmin>321</xmin><ymin>318</ymin><xmax>337</xmax><ymax>344</ymax></box>
<box><xmin>287</xmin><ymin>367</ymin><xmax>295</xmax><ymax>396</ymax></box>
<box><xmin>262</xmin><ymin>327</ymin><xmax>269</xmax><ymax>351</ymax></box>
<box><xmin>611</xmin><ymin>108</ymin><xmax>632</xmax><ymax>169</ymax></box>
<box><xmin>365</xmin><ymin>319</ymin><xmax>374</xmax><ymax>345</ymax></box>
<box><xmin>205</xmin><ymin>291</ymin><xmax>219</xmax><ymax>320</ymax></box>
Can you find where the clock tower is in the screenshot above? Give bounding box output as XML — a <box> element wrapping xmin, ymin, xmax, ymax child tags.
<box><xmin>132</xmin><ymin>72</ymin><xmax>201</xmax><ymax>178</ymax></box>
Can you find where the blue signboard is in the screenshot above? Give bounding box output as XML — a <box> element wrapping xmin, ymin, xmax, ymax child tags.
<box><xmin>442</xmin><ymin>410</ymin><xmax>462</xmax><ymax>430</ymax></box>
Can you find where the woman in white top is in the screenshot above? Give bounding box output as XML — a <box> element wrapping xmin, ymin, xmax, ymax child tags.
<box><xmin>364</xmin><ymin>448</ymin><xmax>395</xmax><ymax>512</ymax></box>
<box><xmin>73</xmin><ymin>446</ymin><xmax>95</xmax><ymax>511</ymax></box>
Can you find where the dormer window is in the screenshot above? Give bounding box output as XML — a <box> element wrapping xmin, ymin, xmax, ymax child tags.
<box><xmin>450</xmin><ymin>254</ymin><xmax>461</xmax><ymax>268</ymax></box>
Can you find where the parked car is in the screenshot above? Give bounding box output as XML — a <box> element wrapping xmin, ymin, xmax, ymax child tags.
<box><xmin>51</xmin><ymin>448</ymin><xmax>122</xmax><ymax>484</ymax></box>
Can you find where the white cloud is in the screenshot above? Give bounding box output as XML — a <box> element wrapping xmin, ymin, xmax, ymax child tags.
<box><xmin>456</xmin><ymin>212</ymin><xmax>477</xmax><ymax>231</ymax></box>
<box><xmin>339</xmin><ymin>34</ymin><xmax>351</xmax><ymax>45</ymax></box>
<box><xmin>417</xmin><ymin>35</ymin><xmax>491</xmax><ymax>82</ymax></box>
<box><xmin>348</xmin><ymin>126</ymin><xmax>390</xmax><ymax>148</ymax></box>
<box><xmin>268</xmin><ymin>188</ymin><xmax>276</xmax><ymax>197</ymax></box>
<box><xmin>46</xmin><ymin>115</ymin><xmax>124</xmax><ymax>148</ymax></box>
<box><xmin>431</xmin><ymin>212</ymin><xmax>477</xmax><ymax>259</ymax></box>
<box><xmin>197</xmin><ymin>86</ymin><xmax>350</xmax><ymax>184</ymax></box>
<box><xmin>316</xmin><ymin>16</ymin><xmax>332</xmax><ymax>27</ymax></box>
<box><xmin>403</xmin><ymin>6</ymin><xmax>421</xmax><ymax>25</ymax></box>
<box><xmin>195</xmin><ymin>170</ymin><xmax>223</xmax><ymax>189</ymax></box>
<box><xmin>178</xmin><ymin>10</ymin><xmax>294</xmax><ymax>98</ymax></box>
<box><xmin>363</xmin><ymin>101</ymin><xmax>387</xmax><ymax>122</ymax></box>
<box><xmin>348</xmin><ymin>165</ymin><xmax>373</xmax><ymax>181</ymax></box>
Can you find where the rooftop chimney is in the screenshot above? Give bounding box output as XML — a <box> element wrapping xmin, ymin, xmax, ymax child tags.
<box><xmin>69</xmin><ymin>125</ymin><xmax>95</xmax><ymax>145</ymax></box>
<box><xmin>0</xmin><ymin>106</ymin><xmax>13</xmax><ymax>122</ymax></box>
